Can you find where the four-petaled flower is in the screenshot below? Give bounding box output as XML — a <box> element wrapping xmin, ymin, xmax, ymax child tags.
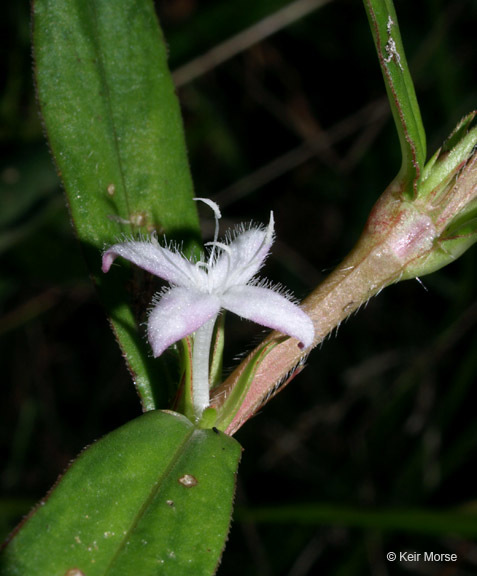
<box><xmin>102</xmin><ymin>198</ymin><xmax>314</xmax><ymax>414</ymax></box>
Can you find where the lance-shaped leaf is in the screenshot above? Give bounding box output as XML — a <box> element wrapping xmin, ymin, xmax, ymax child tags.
<box><xmin>363</xmin><ymin>0</ymin><xmax>426</xmax><ymax>197</ymax></box>
<box><xmin>32</xmin><ymin>0</ymin><xmax>201</xmax><ymax>409</ymax></box>
<box><xmin>0</xmin><ymin>411</ymin><xmax>242</xmax><ymax>575</ymax></box>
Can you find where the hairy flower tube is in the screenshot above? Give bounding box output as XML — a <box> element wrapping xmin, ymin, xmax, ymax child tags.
<box><xmin>102</xmin><ymin>198</ymin><xmax>314</xmax><ymax>416</ymax></box>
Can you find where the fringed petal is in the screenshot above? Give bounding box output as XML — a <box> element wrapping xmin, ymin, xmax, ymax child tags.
<box><xmin>102</xmin><ymin>240</ymin><xmax>196</xmax><ymax>286</ymax></box>
<box><xmin>221</xmin><ymin>284</ymin><xmax>314</xmax><ymax>349</ymax></box>
<box><xmin>212</xmin><ymin>212</ymin><xmax>275</xmax><ymax>289</ymax></box>
<box><xmin>148</xmin><ymin>287</ymin><xmax>221</xmax><ymax>357</ymax></box>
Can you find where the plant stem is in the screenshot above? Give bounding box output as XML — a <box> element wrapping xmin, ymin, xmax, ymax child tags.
<box><xmin>211</xmin><ymin>182</ymin><xmax>435</xmax><ymax>434</ymax></box>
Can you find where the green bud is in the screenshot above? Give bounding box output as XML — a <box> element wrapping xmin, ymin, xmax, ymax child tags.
<box><xmin>364</xmin><ymin>112</ymin><xmax>477</xmax><ymax>281</ymax></box>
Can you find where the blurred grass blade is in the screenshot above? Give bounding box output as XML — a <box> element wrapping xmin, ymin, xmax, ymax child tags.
<box><xmin>363</xmin><ymin>0</ymin><xmax>426</xmax><ymax>196</ymax></box>
<box><xmin>238</xmin><ymin>503</ymin><xmax>477</xmax><ymax>537</ymax></box>
<box><xmin>32</xmin><ymin>0</ymin><xmax>201</xmax><ymax>409</ymax></box>
<box><xmin>0</xmin><ymin>411</ymin><xmax>242</xmax><ymax>575</ymax></box>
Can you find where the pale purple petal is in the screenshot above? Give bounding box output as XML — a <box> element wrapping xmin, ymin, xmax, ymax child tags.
<box><xmin>102</xmin><ymin>240</ymin><xmax>195</xmax><ymax>286</ymax></box>
<box><xmin>148</xmin><ymin>287</ymin><xmax>221</xmax><ymax>357</ymax></box>
<box><xmin>212</xmin><ymin>212</ymin><xmax>275</xmax><ymax>289</ymax></box>
<box><xmin>221</xmin><ymin>284</ymin><xmax>314</xmax><ymax>348</ymax></box>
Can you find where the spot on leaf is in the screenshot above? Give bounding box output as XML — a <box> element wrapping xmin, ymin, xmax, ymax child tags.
<box><xmin>178</xmin><ymin>474</ymin><xmax>198</xmax><ymax>487</ymax></box>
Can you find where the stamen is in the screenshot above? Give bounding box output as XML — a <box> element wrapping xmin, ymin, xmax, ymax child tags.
<box><xmin>205</xmin><ymin>241</ymin><xmax>232</xmax><ymax>256</ymax></box>
<box><xmin>194</xmin><ymin>198</ymin><xmax>222</xmax><ymax>265</ymax></box>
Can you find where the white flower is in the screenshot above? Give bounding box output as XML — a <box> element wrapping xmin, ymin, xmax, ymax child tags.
<box><xmin>102</xmin><ymin>198</ymin><xmax>314</xmax><ymax>414</ymax></box>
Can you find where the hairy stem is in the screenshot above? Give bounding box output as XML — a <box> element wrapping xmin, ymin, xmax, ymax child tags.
<box><xmin>211</xmin><ymin>183</ymin><xmax>437</xmax><ymax>435</ymax></box>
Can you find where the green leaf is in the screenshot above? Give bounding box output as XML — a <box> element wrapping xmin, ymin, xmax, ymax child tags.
<box><xmin>0</xmin><ymin>411</ymin><xmax>242</xmax><ymax>576</ymax></box>
<box><xmin>363</xmin><ymin>0</ymin><xmax>426</xmax><ymax>197</ymax></box>
<box><xmin>32</xmin><ymin>0</ymin><xmax>201</xmax><ymax>410</ymax></box>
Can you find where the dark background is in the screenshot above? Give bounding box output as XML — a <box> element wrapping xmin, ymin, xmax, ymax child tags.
<box><xmin>1</xmin><ymin>0</ymin><xmax>477</xmax><ymax>574</ymax></box>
